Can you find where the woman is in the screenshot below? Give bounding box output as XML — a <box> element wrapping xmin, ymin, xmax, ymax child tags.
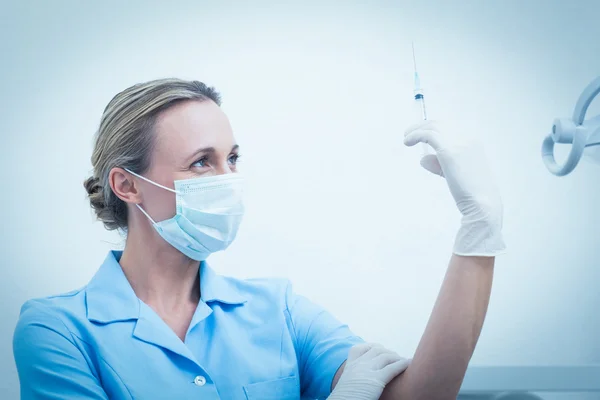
<box><xmin>13</xmin><ymin>78</ymin><xmax>505</xmax><ymax>399</ymax></box>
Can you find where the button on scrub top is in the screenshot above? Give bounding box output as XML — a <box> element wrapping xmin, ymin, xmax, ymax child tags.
<box><xmin>13</xmin><ymin>251</ymin><xmax>363</xmax><ymax>399</ymax></box>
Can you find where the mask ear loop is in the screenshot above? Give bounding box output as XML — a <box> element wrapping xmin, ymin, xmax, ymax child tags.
<box><xmin>134</xmin><ymin>203</ymin><xmax>158</xmax><ymax>225</ymax></box>
<box><xmin>124</xmin><ymin>168</ymin><xmax>179</xmax><ymax>193</ymax></box>
<box><xmin>123</xmin><ymin>168</ymin><xmax>179</xmax><ymax>225</ymax></box>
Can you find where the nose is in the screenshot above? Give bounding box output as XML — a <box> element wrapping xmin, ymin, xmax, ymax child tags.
<box><xmin>214</xmin><ymin>159</ymin><xmax>233</xmax><ymax>175</ymax></box>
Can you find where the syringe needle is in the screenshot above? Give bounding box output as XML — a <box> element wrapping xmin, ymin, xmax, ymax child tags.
<box><xmin>412</xmin><ymin>41</ymin><xmax>417</xmax><ymax>73</ymax></box>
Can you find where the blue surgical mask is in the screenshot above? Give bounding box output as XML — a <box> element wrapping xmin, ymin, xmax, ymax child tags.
<box><xmin>125</xmin><ymin>169</ymin><xmax>244</xmax><ymax>261</ymax></box>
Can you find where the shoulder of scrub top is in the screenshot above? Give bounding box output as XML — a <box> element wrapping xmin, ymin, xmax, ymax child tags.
<box><xmin>12</xmin><ymin>275</ymin><xmax>312</xmax><ymax>335</ymax></box>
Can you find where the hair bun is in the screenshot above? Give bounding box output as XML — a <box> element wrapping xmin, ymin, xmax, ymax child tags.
<box><xmin>84</xmin><ymin>176</ymin><xmax>102</xmax><ymax>196</ymax></box>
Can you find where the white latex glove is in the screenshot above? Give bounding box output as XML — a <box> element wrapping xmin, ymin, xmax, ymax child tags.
<box><xmin>404</xmin><ymin>120</ymin><xmax>506</xmax><ymax>257</ymax></box>
<box><xmin>327</xmin><ymin>343</ymin><xmax>410</xmax><ymax>400</ymax></box>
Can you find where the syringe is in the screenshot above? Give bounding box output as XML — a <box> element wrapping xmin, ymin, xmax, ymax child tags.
<box><xmin>412</xmin><ymin>42</ymin><xmax>430</xmax><ymax>155</ymax></box>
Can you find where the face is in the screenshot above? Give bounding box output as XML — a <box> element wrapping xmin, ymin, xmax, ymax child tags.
<box><xmin>112</xmin><ymin>99</ymin><xmax>240</xmax><ymax>222</ymax></box>
<box><xmin>149</xmin><ymin>99</ymin><xmax>239</xmax><ymax>180</ymax></box>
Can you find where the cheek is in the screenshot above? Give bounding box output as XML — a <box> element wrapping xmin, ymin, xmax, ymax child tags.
<box><xmin>143</xmin><ymin>187</ymin><xmax>177</xmax><ymax>222</ymax></box>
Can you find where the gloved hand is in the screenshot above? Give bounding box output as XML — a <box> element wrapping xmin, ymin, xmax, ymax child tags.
<box><xmin>404</xmin><ymin>120</ymin><xmax>506</xmax><ymax>257</ymax></box>
<box><xmin>327</xmin><ymin>343</ymin><xmax>410</xmax><ymax>400</ymax></box>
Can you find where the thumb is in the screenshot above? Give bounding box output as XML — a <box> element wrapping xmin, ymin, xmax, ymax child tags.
<box><xmin>403</xmin><ymin>129</ymin><xmax>443</xmax><ymax>150</ymax></box>
<box><xmin>380</xmin><ymin>358</ymin><xmax>411</xmax><ymax>383</ymax></box>
<box><xmin>420</xmin><ymin>154</ymin><xmax>444</xmax><ymax>177</ymax></box>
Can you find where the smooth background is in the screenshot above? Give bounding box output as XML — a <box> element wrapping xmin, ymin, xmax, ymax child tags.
<box><xmin>1</xmin><ymin>1</ymin><xmax>599</xmax><ymax>399</ymax></box>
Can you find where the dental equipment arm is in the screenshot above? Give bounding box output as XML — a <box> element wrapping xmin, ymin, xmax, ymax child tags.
<box><xmin>542</xmin><ymin>76</ymin><xmax>600</xmax><ymax>176</ymax></box>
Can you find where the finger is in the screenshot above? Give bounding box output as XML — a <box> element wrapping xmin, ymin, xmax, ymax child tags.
<box><xmin>403</xmin><ymin>129</ymin><xmax>443</xmax><ymax>150</ymax></box>
<box><xmin>420</xmin><ymin>154</ymin><xmax>444</xmax><ymax>177</ymax></box>
<box><xmin>347</xmin><ymin>343</ymin><xmax>376</xmax><ymax>361</ymax></box>
<box><xmin>362</xmin><ymin>343</ymin><xmax>387</xmax><ymax>359</ymax></box>
<box><xmin>372</xmin><ymin>352</ymin><xmax>403</xmax><ymax>369</ymax></box>
<box><xmin>404</xmin><ymin>120</ymin><xmax>437</xmax><ymax>137</ymax></box>
<box><xmin>380</xmin><ymin>358</ymin><xmax>411</xmax><ymax>383</ymax></box>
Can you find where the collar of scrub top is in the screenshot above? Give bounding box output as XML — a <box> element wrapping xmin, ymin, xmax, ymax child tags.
<box><xmin>542</xmin><ymin>75</ymin><xmax>600</xmax><ymax>176</ymax></box>
<box><xmin>86</xmin><ymin>250</ymin><xmax>247</xmax><ymax>324</ymax></box>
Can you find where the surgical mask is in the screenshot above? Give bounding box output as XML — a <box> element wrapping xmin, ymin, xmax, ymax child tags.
<box><xmin>125</xmin><ymin>169</ymin><xmax>244</xmax><ymax>261</ymax></box>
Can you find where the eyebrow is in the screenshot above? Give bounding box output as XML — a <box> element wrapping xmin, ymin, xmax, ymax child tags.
<box><xmin>186</xmin><ymin>144</ymin><xmax>239</xmax><ymax>163</ymax></box>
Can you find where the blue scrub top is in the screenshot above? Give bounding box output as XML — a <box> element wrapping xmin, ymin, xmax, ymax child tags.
<box><xmin>13</xmin><ymin>251</ymin><xmax>363</xmax><ymax>400</ymax></box>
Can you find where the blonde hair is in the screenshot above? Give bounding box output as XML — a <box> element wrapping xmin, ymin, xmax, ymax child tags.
<box><xmin>84</xmin><ymin>78</ymin><xmax>221</xmax><ymax>231</ymax></box>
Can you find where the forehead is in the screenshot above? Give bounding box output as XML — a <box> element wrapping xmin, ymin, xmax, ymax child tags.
<box><xmin>152</xmin><ymin>100</ymin><xmax>234</xmax><ymax>162</ymax></box>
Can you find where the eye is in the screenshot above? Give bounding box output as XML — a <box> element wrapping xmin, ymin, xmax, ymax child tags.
<box><xmin>228</xmin><ymin>153</ymin><xmax>241</xmax><ymax>165</ymax></box>
<box><xmin>191</xmin><ymin>156</ymin><xmax>209</xmax><ymax>168</ymax></box>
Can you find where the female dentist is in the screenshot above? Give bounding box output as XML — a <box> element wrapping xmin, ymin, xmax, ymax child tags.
<box><xmin>13</xmin><ymin>78</ymin><xmax>505</xmax><ymax>400</ymax></box>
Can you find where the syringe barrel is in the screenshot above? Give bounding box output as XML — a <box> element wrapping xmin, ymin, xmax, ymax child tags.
<box><xmin>414</xmin><ymin>97</ymin><xmax>427</xmax><ymax>120</ymax></box>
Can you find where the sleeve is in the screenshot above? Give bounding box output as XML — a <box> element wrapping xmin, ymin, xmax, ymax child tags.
<box><xmin>284</xmin><ymin>282</ymin><xmax>365</xmax><ymax>399</ymax></box>
<box><xmin>13</xmin><ymin>301</ymin><xmax>110</xmax><ymax>400</ymax></box>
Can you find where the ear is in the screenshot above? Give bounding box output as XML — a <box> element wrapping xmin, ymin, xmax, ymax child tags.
<box><xmin>109</xmin><ymin>167</ymin><xmax>142</xmax><ymax>204</ymax></box>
